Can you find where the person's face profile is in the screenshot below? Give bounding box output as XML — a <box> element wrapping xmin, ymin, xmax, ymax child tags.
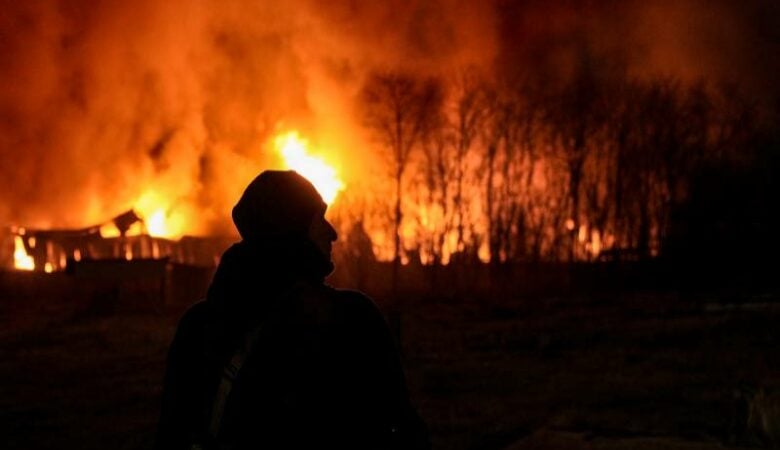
<box><xmin>307</xmin><ymin>212</ymin><xmax>338</xmax><ymax>260</ymax></box>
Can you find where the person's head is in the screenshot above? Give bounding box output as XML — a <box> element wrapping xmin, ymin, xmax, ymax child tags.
<box><xmin>231</xmin><ymin>170</ymin><xmax>338</xmax><ymax>262</ymax></box>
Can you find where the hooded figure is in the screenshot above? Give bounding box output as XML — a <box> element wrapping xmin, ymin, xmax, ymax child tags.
<box><xmin>156</xmin><ymin>170</ymin><xmax>429</xmax><ymax>450</ymax></box>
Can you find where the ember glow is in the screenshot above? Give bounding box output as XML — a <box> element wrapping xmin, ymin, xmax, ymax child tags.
<box><xmin>275</xmin><ymin>131</ymin><xmax>344</xmax><ymax>205</ymax></box>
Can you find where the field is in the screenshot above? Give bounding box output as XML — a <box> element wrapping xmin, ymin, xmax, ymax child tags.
<box><xmin>1</xmin><ymin>272</ymin><xmax>778</xmax><ymax>449</ymax></box>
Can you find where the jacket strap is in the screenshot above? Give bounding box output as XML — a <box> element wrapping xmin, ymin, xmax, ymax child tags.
<box><xmin>205</xmin><ymin>282</ymin><xmax>306</xmax><ymax>441</ymax></box>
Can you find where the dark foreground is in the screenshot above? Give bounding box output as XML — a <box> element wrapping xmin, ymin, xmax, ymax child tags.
<box><xmin>1</xmin><ymin>283</ymin><xmax>778</xmax><ymax>449</ymax></box>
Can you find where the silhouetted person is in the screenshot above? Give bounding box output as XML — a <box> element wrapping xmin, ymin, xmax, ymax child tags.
<box><xmin>156</xmin><ymin>170</ymin><xmax>429</xmax><ymax>450</ymax></box>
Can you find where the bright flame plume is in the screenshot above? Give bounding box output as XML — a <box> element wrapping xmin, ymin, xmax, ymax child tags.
<box><xmin>134</xmin><ymin>190</ymin><xmax>184</xmax><ymax>238</ymax></box>
<box><xmin>97</xmin><ymin>190</ymin><xmax>186</xmax><ymax>239</ymax></box>
<box><xmin>13</xmin><ymin>236</ymin><xmax>35</xmax><ymax>271</ymax></box>
<box><xmin>275</xmin><ymin>131</ymin><xmax>344</xmax><ymax>205</ymax></box>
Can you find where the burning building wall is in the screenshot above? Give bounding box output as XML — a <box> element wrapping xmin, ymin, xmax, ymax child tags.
<box><xmin>3</xmin><ymin>210</ymin><xmax>233</xmax><ymax>272</ymax></box>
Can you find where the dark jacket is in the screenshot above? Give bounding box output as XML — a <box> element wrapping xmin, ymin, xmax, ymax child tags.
<box><xmin>156</xmin><ymin>241</ymin><xmax>429</xmax><ymax>450</ymax></box>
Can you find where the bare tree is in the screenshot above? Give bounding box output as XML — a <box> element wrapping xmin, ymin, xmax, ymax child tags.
<box><xmin>478</xmin><ymin>77</ymin><xmax>550</xmax><ymax>264</ymax></box>
<box><xmin>480</xmin><ymin>84</ymin><xmax>509</xmax><ymax>265</ymax></box>
<box><xmin>360</xmin><ymin>71</ymin><xmax>442</xmax><ymax>287</ymax></box>
<box><xmin>417</xmin><ymin>119</ymin><xmax>452</xmax><ymax>264</ymax></box>
<box><xmin>447</xmin><ymin>69</ymin><xmax>490</xmax><ymax>256</ymax></box>
<box><xmin>545</xmin><ymin>51</ymin><xmax>608</xmax><ymax>261</ymax></box>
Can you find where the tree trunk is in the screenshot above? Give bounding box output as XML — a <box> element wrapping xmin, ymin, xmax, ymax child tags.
<box><xmin>393</xmin><ymin>167</ymin><xmax>402</xmax><ymax>294</ymax></box>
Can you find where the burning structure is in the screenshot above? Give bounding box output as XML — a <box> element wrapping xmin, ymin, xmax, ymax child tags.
<box><xmin>2</xmin><ymin>131</ymin><xmax>344</xmax><ymax>274</ymax></box>
<box><xmin>3</xmin><ymin>209</ymin><xmax>232</xmax><ymax>272</ymax></box>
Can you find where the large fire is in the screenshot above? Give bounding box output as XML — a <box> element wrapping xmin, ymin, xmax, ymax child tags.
<box><xmin>8</xmin><ymin>130</ymin><xmax>345</xmax><ymax>271</ymax></box>
<box><xmin>275</xmin><ymin>131</ymin><xmax>344</xmax><ymax>205</ymax></box>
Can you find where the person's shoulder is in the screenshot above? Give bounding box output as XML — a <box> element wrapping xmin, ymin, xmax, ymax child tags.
<box><xmin>324</xmin><ymin>286</ymin><xmax>385</xmax><ymax>319</ymax></box>
<box><xmin>180</xmin><ymin>299</ymin><xmax>212</xmax><ymax>323</ymax></box>
<box><xmin>325</xmin><ymin>286</ymin><xmax>373</xmax><ymax>306</ymax></box>
<box><xmin>174</xmin><ymin>300</ymin><xmax>218</xmax><ymax>338</ymax></box>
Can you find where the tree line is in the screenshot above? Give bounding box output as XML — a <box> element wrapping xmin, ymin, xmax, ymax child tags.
<box><xmin>340</xmin><ymin>63</ymin><xmax>777</xmax><ymax>271</ymax></box>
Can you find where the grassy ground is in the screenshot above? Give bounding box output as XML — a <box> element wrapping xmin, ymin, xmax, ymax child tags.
<box><xmin>1</xmin><ymin>284</ymin><xmax>778</xmax><ymax>449</ymax></box>
<box><xmin>400</xmin><ymin>292</ymin><xmax>779</xmax><ymax>449</ymax></box>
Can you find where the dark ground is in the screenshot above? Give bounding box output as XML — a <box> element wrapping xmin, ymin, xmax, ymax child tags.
<box><xmin>0</xmin><ymin>273</ymin><xmax>778</xmax><ymax>449</ymax></box>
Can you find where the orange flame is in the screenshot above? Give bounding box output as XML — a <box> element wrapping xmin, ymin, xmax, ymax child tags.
<box><xmin>97</xmin><ymin>190</ymin><xmax>186</xmax><ymax>239</ymax></box>
<box><xmin>133</xmin><ymin>190</ymin><xmax>186</xmax><ymax>238</ymax></box>
<box><xmin>13</xmin><ymin>235</ymin><xmax>35</xmax><ymax>271</ymax></box>
<box><xmin>99</xmin><ymin>223</ymin><xmax>121</xmax><ymax>238</ymax></box>
<box><xmin>275</xmin><ymin>131</ymin><xmax>344</xmax><ymax>205</ymax></box>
